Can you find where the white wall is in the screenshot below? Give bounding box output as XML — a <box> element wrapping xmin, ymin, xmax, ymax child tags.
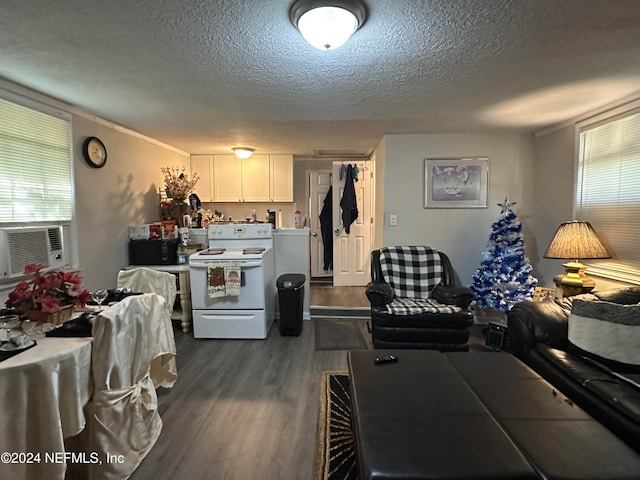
<box><xmin>377</xmin><ymin>133</ymin><xmax>536</xmax><ymax>286</ymax></box>
<box><xmin>532</xmin><ymin>124</ymin><xmax>634</xmax><ymax>291</ymax></box>
<box><xmin>531</xmin><ymin>125</ymin><xmax>576</xmax><ymax>286</ymax></box>
<box><xmin>72</xmin><ymin>115</ymin><xmax>189</xmax><ymax>291</ymax></box>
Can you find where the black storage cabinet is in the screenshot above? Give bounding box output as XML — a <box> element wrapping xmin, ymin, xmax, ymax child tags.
<box><xmin>277</xmin><ymin>273</ymin><xmax>306</xmax><ymax>336</ymax></box>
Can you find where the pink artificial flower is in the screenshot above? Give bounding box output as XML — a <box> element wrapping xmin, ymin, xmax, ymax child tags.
<box><xmin>39</xmin><ymin>295</ymin><xmax>62</xmax><ymax>313</ymax></box>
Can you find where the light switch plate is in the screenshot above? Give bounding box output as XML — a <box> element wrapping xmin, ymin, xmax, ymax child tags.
<box><xmin>389</xmin><ymin>214</ymin><xmax>398</xmax><ymax>226</ymax></box>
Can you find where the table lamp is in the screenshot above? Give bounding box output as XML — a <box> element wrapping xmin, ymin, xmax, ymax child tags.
<box><xmin>544</xmin><ymin>221</ymin><xmax>610</xmax><ymax>297</ymax></box>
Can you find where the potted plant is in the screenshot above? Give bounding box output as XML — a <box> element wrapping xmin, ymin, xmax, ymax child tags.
<box><xmin>161</xmin><ymin>166</ymin><xmax>199</xmax><ymax>227</ymax></box>
<box><xmin>5</xmin><ymin>263</ymin><xmax>91</xmax><ymax>325</ymax></box>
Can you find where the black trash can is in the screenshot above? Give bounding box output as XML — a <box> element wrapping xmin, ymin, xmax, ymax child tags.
<box><xmin>277</xmin><ymin>273</ymin><xmax>306</xmax><ymax>336</ymax></box>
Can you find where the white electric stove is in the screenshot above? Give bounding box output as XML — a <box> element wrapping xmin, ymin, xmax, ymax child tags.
<box><xmin>189</xmin><ymin>223</ymin><xmax>275</xmax><ymax>339</ymax></box>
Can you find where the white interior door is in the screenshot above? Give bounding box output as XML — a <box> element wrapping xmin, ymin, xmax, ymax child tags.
<box><xmin>332</xmin><ymin>160</ymin><xmax>371</xmax><ymax>286</ymax></box>
<box><xmin>308</xmin><ymin>170</ymin><xmax>332</xmax><ymax>278</ymax></box>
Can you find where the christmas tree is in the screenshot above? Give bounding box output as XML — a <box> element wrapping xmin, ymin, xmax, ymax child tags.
<box><xmin>471</xmin><ymin>198</ymin><xmax>538</xmax><ymax>311</ymax></box>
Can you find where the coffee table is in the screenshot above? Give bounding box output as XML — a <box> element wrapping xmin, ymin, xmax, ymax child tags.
<box><xmin>348</xmin><ymin>350</ymin><xmax>640</xmax><ymax>480</ymax></box>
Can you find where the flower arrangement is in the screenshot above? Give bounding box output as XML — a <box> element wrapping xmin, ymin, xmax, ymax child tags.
<box><xmin>161</xmin><ymin>166</ymin><xmax>199</xmax><ymax>202</ymax></box>
<box><xmin>5</xmin><ymin>263</ymin><xmax>91</xmax><ymax>314</ymax></box>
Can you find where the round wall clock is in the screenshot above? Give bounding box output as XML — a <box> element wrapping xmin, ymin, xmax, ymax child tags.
<box><xmin>82</xmin><ymin>136</ymin><xmax>107</xmax><ymax>168</ymax></box>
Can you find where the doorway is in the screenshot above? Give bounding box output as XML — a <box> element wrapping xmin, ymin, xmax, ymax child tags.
<box><xmin>307</xmin><ymin>160</ymin><xmax>373</xmax><ymax>310</ymax></box>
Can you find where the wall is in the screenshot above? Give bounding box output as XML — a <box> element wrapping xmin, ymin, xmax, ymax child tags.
<box><xmin>532</xmin><ymin>124</ymin><xmax>634</xmax><ymax>291</ymax></box>
<box><xmin>378</xmin><ymin>133</ymin><xmax>536</xmax><ymax>286</ymax></box>
<box><xmin>72</xmin><ymin>116</ymin><xmax>189</xmax><ymax>291</ymax></box>
<box><xmin>531</xmin><ymin>125</ymin><xmax>576</xmax><ymax>286</ymax></box>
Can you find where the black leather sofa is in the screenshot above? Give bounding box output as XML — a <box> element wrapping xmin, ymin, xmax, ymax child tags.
<box><xmin>507</xmin><ymin>287</ymin><xmax>640</xmax><ymax>454</ymax></box>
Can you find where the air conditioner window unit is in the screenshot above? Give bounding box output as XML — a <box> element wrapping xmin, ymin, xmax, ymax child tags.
<box><xmin>0</xmin><ymin>226</ymin><xmax>68</xmax><ymax>279</ymax></box>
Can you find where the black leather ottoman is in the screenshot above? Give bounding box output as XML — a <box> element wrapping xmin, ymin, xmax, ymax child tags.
<box><xmin>348</xmin><ymin>350</ymin><xmax>640</xmax><ymax>480</ymax></box>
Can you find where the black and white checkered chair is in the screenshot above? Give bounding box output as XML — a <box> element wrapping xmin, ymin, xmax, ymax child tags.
<box><xmin>365</xmin><ymin>246</ymin><xmax>474</xmax><ymax>351</ymax></box>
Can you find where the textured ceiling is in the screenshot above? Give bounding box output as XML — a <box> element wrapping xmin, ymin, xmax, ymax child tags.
<box><xmin>2</xmin><ymin>0</ymin><xmax>640</xmax><ymax>157</ymax></box>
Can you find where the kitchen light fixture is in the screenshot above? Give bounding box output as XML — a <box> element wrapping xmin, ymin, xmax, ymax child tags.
<box><xmin>290</xmin><ymin>0</ymin><xmax>367</xmax><ymax>50</ymax></box>
<box><xmin>544</xmin><ymin>221</ymin><xmax>610</xmax><ymax>297</ymax></box>
<box><xmin>232</xmin><ymin>147</ymin><xmax>255</xmax><ymax>159</ymax></box>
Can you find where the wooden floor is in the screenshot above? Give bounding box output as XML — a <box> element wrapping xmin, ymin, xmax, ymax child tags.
<box><xmin>129</xmin><ymin>319</ymin><xmax>372</xmax><ymax>480</ymax></box>
<box><xmin>309</xmin><ymin>284</ymin><xmax>369</xmax><ymax>308</ymax></box>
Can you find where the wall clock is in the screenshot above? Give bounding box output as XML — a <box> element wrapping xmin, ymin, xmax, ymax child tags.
<box><xmin>82</xmin><ymin>136</ymin><xmax>107</xmax><ymax>168</ymax></box>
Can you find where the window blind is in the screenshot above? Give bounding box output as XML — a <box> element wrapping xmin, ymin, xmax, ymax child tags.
<box><xmin>575</xmin><ymin>109</ymin><xmax>640</xmax><ymax>283</ymax></box>
<box><xmin>0</xmin><ymin>96</ymin><xmax>73</xmax><ymax>223</ymax></box>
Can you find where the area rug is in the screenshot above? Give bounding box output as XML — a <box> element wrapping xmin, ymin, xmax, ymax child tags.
<box><xmin>314</xmin><ymin>319</ymin><xmax>368</xmax><ymax>351</ymax></box>
<box><xmin>314</xmin><ymin>371</ymin><xmax>358</xmax><ymax>480</ymax></box>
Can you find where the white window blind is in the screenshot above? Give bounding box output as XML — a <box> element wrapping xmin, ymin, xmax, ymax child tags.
<box><xmin>0</xmin><ymin>96</ymin><xmax>73</xmax><ymax>223</ymax></box>
<box><xmin>576</xmin><ymin>109</ymin><xmax>640</xmax><ymax>283</ymax></box>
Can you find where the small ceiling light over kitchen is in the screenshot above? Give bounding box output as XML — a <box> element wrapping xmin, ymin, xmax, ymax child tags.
<box><xmin>232</xmin><ymin>147</ymin><xmax>255</xmax><ymax>159</ymax></box>
<box><xmin>290</xmin><ymin>0</ymin><xmax>367</xmax><ymax>50</ymax></box>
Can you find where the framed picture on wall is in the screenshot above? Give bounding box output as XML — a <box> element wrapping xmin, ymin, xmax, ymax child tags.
<box><xmin>424</xmin><ymin>157</ymin><xmax>490</xmax><ymax>208</ymax></box>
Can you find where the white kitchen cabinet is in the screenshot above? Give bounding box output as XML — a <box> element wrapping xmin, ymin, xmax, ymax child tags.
<box><xmin>190</xmin><ymin>154</ymin><xmax>214</xmax><ymax>202</ymax></box>
<box><xmin>270</xmin><ymin>154</ymin><xmax>293</xmax><ymax>202</ymax></box>
<box><xmin>213</xmin><ymin>154</ymin><xmax>291</xmax><ymax>202</ymax></box>
<box><xmin>241</xmin><ymin>155</ymin><xmax>270</xmax><ymax>201</ymax></box>
<box><xmin>213</xmin><ymin>154</ymin><xmax>243</xmax><ymax>202</ymax></box>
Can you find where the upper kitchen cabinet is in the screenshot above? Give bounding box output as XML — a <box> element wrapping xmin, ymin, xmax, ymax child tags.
<box><xmin>213</xmin><ymin>154</ymin><xmax>270</xmax><ymax>202</ymax></box>
<box><xmin>270</xmin><ymin>154</ymin><xmax>293</xmax><ymax>202</ymax></box>
<box><xmin>212</xmin><ymin>154</ymin><xmax>293</xmax><ymax>202</ymax></box>
<box><xmin>190</xmin><ymin>154</ymin><xmax>214</xmax><ymax>202</ymax></box>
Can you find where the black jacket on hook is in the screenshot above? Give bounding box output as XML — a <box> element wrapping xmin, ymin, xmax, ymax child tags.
<box><xmin>340</xmin><ymin>164</ymin><xmax>358</xmax><ymax>234</ymax></box>
<box><xmin>319</xmin><ymin>186</ymin><xmax>333</xmax><ymax>270</ymax></box>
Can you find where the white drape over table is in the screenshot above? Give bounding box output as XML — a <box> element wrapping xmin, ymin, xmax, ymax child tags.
<box><xmin>0</xmin><ymin>336</ymin><xmax>93</xmax><ymax>480</ymax></box>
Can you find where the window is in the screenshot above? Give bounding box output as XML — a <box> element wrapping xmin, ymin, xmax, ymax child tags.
<box><xmin>0</xmin><ymin>95</ymin><xmax>73</xmax><ymax>224</ymax></box>
<box><xmin>575</xmin><ymin>108</ymin><xmax>640</xmax><ymax>284</ymax></box>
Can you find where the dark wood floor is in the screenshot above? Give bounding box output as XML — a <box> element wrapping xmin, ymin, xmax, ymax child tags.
<box><xmin>309</xmin><ymin>284</ymin><xmax>369</xmax><ymax>308</ymax></box>
<box><xmin>129</xmin><ymin>319</ymin><xmax>371</xmax><ymax>480</ymax></box>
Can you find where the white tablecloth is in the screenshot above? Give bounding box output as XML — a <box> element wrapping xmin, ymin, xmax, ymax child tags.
<box><xmin>0</xmin><ymin>335</ymin><xmax>93</xmax><ymax>480</ymax></box>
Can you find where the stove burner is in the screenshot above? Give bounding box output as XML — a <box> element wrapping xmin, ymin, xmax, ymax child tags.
<box><xmin>199</xmin><ymin>248</ymin><xmax>226</xmax><ymax>255</ymax></box>
<box><xmin>243</xmin><ymin>248</ymin><xmax>266</xmax><ymax>254</ymax></box>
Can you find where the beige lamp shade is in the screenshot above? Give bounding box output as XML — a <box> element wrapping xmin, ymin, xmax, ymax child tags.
<box><xmin>544</xmin><ymin>221</ymin><xmax>610</xmax><ymax>296</ymax></box>
<box><xmin>544</xmin><ymin>221</ymin><xmax>610</xmax><ymax>260</ymax></box>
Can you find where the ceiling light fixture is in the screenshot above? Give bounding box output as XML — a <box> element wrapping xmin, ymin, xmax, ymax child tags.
<box><xmin>290</xmin><ymin>0</ymin><xmax>367</xmax><ymax>51</ymax></box>
<box><xmin>232</xmin><ymin>147</ymin><xmax>255</xmax><ymax>159</ymax></box>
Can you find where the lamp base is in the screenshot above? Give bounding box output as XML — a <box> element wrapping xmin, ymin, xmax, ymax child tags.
<box><xmin>553</xmin><ymin>261</ymin><xmax>596</xmax><ymax>298</ymax></box>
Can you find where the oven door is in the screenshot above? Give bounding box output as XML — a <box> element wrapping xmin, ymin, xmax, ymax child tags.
<box><xmin>189</xmin><ymin>259</ymin><xmax>266</xmax><ymax>310</ymax></box>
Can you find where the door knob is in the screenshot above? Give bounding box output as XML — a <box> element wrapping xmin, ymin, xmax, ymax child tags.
<box><xmin>312</xmin><ymin>232</ymin><xmax>317</xmax><ymax>237</ymax></box>
<box><xmin>335</xmin><ymin>228</ymin><xmax>340</xmax><ymax>235</ymax></box>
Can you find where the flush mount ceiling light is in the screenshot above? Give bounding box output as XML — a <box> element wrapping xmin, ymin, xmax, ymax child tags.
<box><xmin>290</xmin><ymin>0</ymin><xmax>367</xmax><ymax>50</ymax></box>
<box><xmin>232</xmin><ymin>147</ymin><xmax>255</xmax><ymax>159</ymax></box>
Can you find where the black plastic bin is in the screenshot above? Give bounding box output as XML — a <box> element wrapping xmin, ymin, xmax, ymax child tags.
<box><xmin>277</xmin><ymin>273</ymin><xmax>306</xmax><ymax>336</ymax></box>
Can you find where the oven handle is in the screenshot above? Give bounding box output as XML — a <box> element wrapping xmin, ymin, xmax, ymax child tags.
<box><xmin>189</xmin><ymin>261</ymin><xmax>263</xmax><ymax>269</ymax></box>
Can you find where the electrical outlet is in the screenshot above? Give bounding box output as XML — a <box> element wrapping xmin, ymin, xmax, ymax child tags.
<box><xmin>389</xmin><ymin>214</ymin><xmax>398</xmax><ymax>226</ymax></box>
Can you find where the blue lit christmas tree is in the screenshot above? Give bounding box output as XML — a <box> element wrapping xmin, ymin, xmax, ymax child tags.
<box><xmin>471</xmin><ymin>198</ymin><xmax>538</xmax><ymax>311</ymax></box>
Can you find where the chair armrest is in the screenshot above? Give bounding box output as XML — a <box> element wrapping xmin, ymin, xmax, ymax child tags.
<box><xmin>366</xmin><ymin>282</ymin><xmax>394</xmax><ymax>308</ymax></box>
<box><xmin>431</xmin><ymin>285</ymin><xmax>473</xmax><ymax>309</ymax></box>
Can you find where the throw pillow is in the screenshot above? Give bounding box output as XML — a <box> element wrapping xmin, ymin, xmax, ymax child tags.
<box><xmin>568</xmin><ymin>299</ymin><xmax>640</xmax><ymax>373</ymax></box>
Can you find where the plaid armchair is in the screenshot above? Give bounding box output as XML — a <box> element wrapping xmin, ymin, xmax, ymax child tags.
<box><xmin>365</xmin><ymin>246</ymin><xmax>474</xmax><ymax>351</ymax></box>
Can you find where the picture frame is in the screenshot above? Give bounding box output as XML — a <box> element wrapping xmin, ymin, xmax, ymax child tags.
<box><xmin>533</xmin><ymin>286</ymin><xmax>556</xmax><ymax>302</ymax></box>
<box><xmin>424</xmin><ymin>157</ymin><xmax>489</xmax><ymax>208</ymax></box>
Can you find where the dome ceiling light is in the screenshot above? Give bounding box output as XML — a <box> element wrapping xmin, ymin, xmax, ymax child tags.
<box><xmin>232</xmin><ymin>147</ymin><xmax>255</xmax><ymax>159</ymax></box>
<box><xmin>290</xmin><ymin>0</ymin><xmax>368</xmax><ymax>51</ymax></box>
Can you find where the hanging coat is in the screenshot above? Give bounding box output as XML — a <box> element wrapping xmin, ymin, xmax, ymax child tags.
<box><xmin>340</xmin><ymin>164</ymin><xmax>358</xmax><ymax>234</ymax></box>
<box><xmin>319</xmin><ymin>186</ymin><xmax>333</xmax><ymax>270</ymax></box>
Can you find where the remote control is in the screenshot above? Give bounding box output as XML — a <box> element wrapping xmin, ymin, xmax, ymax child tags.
<box><xmin>374</xmin><ymin>355</ymin><xmax>398</xmax><ymax>364</ymax></box>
